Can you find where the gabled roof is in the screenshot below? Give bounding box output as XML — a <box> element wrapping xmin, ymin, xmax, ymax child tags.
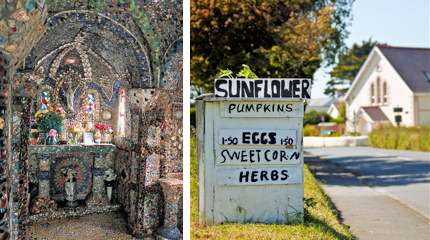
<box><xmin>361</xmin><ymin>106</ymin><xmax>389</xmax><ymax>122</ymax></box>
<box><xmin>346</xmin><ymin>45</ymin><xmax>430</xmax><ymax>99</ymax></box>
<box><xmin>377</xmin><ymin>46</ymin><xmax>430</xmax><ymax>93</ymax></box>
<box><xmin>308</xmin><ymin>97</ymin><xmax>338</xmax><ymax>107</ymax></box>
<box><xmin>332</xmin><ymin>102</ymin><xmax>342</xmax><ymax>111</ymax></box>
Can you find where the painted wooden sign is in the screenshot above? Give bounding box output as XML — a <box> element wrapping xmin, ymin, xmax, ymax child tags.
<box><xmin>215</xmin><ymin>78</ymin><xmax>311</xmax><ymax>99</ymax></box>
<box><xmin>220</xmin><ymin>101</ymin><xmax>304</xmax><ymax>118</ymax></box>
<box><xmin>196</xmin><ymin>95</ymin><xmax>306</xmax><ymax>224</ymax></box>
<box><xmin>217</xmin><ymin>166</ymin><xmax>303</xmax><ymax>186</ymax></box>
<box><xmin>215</xmin><ymin>148</ymin><xmax>300</xmax><ymax>165</ymax></box>
<box><xmin>219</xmin><ymin>129</ymin><xmax>296</xmax><ymax>146</ymax></box>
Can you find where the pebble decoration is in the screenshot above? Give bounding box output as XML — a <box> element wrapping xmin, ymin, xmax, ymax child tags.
<box><xmin>3</xmin><ymin>0</ymin><xmax>183</xmax><ymax>239</ymax></box>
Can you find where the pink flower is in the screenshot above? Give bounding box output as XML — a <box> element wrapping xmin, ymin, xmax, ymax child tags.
<box><xmin>48</xmin><ymin>129</ymin><xmax>57</xmax><ymax>137</ymax></box>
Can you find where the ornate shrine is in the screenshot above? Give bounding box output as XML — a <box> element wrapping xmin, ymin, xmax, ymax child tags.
<box><xmin>0</xmin><ymin>0</ymin><xmax>183</xmax><ymax>239</ymax></box>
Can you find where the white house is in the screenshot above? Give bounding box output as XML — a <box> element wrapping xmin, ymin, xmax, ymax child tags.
<box><xmin>327</xmin><ymin>102</ymin><xmax>342</xmax><ymax>119</ymax></box>
<box><xmin>344</xmin><ymin>45</ymin><xmax>430</xmax><ymax>135</ymax></box>
<box><xmin>306</xmin><ymin>97</ymin><xmax>338</xmax><ymax>112</ymax></box>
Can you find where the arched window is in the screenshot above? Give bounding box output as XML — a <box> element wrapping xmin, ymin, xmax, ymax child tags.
<box><xmin>40</xmin><ymin>91</ymin><xmax>51</xmax><ymax>111</ymax></box>
<box><xmin>86</xmin><ymin>93</ymin><xmax>96</xmax><ymax>115</ymax></box>
<box><xmin>370</xmin><ymin>83</ymin><xmax>375</xmax><ymax>104</ymax></box>
<box><xmin>383</xmin><ymin>82</ymin><xmax>388</xmax><ymax>104</ymax></box>
<box><xmin>118</xmin><ymin>90</ymin><xmax>126</xmax><ymax>136</ymax></box>
<box><xmin>376</xmin><ymin>77</ymin><xmax>381</xmax><ymax>104</ymax></box>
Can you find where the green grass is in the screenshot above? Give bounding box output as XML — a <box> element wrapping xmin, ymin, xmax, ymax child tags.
<box><xmin>369</xmin><ymin>125</ymin><xmax>430</xmax><ymax>152</ymax></box>
<box><xmin>190</xmin><ymin>128</ymin><xmax>353</xmax><ymax>239</ymax></box>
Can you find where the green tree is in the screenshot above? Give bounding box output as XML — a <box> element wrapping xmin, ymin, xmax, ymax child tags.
<box><xmin>303</xmin><ymin>109</ymin><xmax>331</xmax><ymax>126</ymax></box>
<box><xmin>324</xmin><ymin>39</ymin><xmax>380</xmax><ymax>96</ymax></box>
<box><xmin>191</xmin><ymin>0</ymin><xmax>355</xmax><ymax>92</ymax></box>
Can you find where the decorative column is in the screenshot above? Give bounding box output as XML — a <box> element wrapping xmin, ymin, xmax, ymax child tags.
<box><xmin>86</xmin><ymin>145</ymin><xmax>115</xmax><ymax>207</ymax></box>
<box><xmin>31</xmin><ymin>154</ymin><xmax>57</xmax><ymax>214</ymax></box>
<box><xmin>157</xmin><ymin>178</ymin><xmax>183</xmax><ymax>240</ymax></box>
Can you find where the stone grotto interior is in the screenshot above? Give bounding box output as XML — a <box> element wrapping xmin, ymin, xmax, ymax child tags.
<box><xmin>0</xmin><ymin>0</ymin><xmax>183</xmax><ymax>239</ymax></box>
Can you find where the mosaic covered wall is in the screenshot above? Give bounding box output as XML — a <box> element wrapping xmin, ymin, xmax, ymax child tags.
<box><xmin>0</xmin><ymin>53</ymin><xmax>11</xmax><ymax>239</ymax></box>
<box><xmin>2</xmin><ymin>0</ymin><xmax>183</xmax><ymax>239</ymax></box>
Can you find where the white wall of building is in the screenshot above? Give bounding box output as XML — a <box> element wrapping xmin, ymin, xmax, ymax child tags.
<box><xmin>416</xmin><ymin>95</ymin><xmax>430</xmax><ymax>126</ymax></box>
<box><xmin>346</xmin><ymin>49</ymin><xmax>416</xmax><ymax>132</ymax></box>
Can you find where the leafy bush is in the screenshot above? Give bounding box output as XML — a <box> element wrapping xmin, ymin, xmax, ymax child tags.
<box><xmin>330</xmin><ymin>117</ymin><xmax>345</xmax><ymax>124</ymax></box>
<box><xmin>303</xmin><ymin>109</ymin><xmax>331</xmax><ymax>126</ymax></box>
<box><xmin>369</xmin><ymin>125</ymin><xmax>430</xmax><ymax>152</ymax></box>
<box><xmin>303</xmin><ymin>125</ymin><xmax>320</xmax><ymax>136</ymax></box>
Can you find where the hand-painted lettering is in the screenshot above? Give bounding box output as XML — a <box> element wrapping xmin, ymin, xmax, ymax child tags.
<box><xmin>238</xmin><ymin>170</ymin><xmax>291</xmax><ymax>183</ymax></box>
<box><xmin>215</xmin><ymin>79</ymin><xmax>311</xmax><ymax>99</ymax></box>
<box><xmin>217</xmin><ymin>149</ymin><xmax>300</xmax><ymax>164</ymax></box>
<box><xmin>281</xmin><ymin>170</ymin><xmax>289</xmax><ymax>180</ymax></box>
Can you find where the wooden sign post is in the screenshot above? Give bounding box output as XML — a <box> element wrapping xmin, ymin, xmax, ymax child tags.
<box><xmin>196</xmin><ymin>78</ymin><xmax>311</xmax><ymax>224</ymax></box>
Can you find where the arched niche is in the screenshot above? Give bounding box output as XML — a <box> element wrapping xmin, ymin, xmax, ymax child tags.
<box><xmin>53</xmin><ymin>69</ymin><xmax>85</xmax><ymax>115</ymax></box>
<box><xmin>79</xmin><ymin>88</ymin><xmax>102</xmax><ymax>122</ymax></box>
<box><xmin>35</xmin><ymin>85</ymin><xmax>55</xmax><ymax>111</ymax></box>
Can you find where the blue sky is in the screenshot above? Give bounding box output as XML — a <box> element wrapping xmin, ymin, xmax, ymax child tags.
<box><xmin>312</xmin><ymin>0</ymin><xmax>430</xmax><ymax>99</ymax></box>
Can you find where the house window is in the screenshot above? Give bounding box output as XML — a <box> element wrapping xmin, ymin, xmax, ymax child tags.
<box><xmin>383</xmin><ymin>82</ymin><xmax>388</xmax><ymax>104</ymax></box>
<box><xmin>376</xmin><ymin>77</ymin><xmax>381</xmax><ymax>104</ymax></box>
<box><xmin>40</xmin><ymin>91</ymin><xmax>51</xmax><ymax>111</ymax></box>
<box><xmin>370</xmin><ymin>83</ymin><xmax>375</xmax><ymax>104</ymax></box>
<box><xmin>118</xmin><ymin>90</ymin><xmax>125</xmax><ymax>136</ymax></box>
<box><xmin>86</xmin><ymin>93</ymin><xmax>96</xmax><ymax>115</ymax></box>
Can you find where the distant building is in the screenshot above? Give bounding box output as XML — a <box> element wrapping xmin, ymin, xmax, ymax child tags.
<box><xmin>327</xmin><ymin>102</ymin><xmax>342</xmax><ymax>119</ymax></box>
<box><xmin>306</xmin><ymin>97</ymin><xmax>338</xmax><ymax>112</ymax></box>
<box><xmin>344</xmin><ymin>45</ymin><xmax>430</xmax><ymax>135</ymax></box>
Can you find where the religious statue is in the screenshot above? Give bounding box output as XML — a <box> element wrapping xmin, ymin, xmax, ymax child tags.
<box><xmin>64</xmin><ymin>79</ymin><xmax>75</xmax><ymax>113</ymax></box>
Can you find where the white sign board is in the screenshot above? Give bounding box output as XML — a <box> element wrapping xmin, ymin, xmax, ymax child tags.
<box><xmin>215</xmin><ymin>78</ymin><xmax>311</xmax><ymax>99</ymax></box>
<box><xmin>220</xmin><ymin>101</ymin><xmax>304</xmax><ymax>118</ymax></box>
<box><xmin>215</xmin><ymin>148</ymin><xmax>301</xmax><ymax>165</ymax></box>
<box><xmin>219</xmin><ymin>129</ymin><xmax>296</xmax><ymax>146</ymax></box>
<box><xmin>217</xmin><ymin>166</ymin><xmax>303</xmax><ymax>186</ymax></box>
<box><xmin>197</xmin><ymin>89</ymin><xmax>306</xmax><ymax>224</ymax></box>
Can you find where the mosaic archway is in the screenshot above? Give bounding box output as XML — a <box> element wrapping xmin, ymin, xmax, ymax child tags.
<box><xmin>3</xmin><ymin>1</ymin><xmax>183</xmax><ymax>239</ymax></box>
<box><xmin>159</xmin><ymin>38</ymin><xmax>183</xmax><ymax>90</ymax></box>
<box><xmin>25</xmin><ymin>10</ymin><xmax>152</xmax><ymax>89</ymax></box>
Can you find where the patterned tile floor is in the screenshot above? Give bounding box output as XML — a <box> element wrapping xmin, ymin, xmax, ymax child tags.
<box><xmin>32</xmin><ymin>213</ymin><xmax>138</xmax><ymax>240</ymax></box>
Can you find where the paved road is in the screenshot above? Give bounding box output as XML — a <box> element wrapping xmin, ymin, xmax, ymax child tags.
<box><xmin>304</xmin><ymin>147</ymin><xmax>430</xmax><ymax>240</ymax></box>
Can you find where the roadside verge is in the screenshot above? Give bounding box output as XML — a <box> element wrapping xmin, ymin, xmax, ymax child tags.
<box><xmin>190</xmin><ymin>131</ymin><xmax>353</xmax><ymax>239</ymax></box>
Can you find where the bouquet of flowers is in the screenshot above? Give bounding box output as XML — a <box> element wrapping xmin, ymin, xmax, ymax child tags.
<box><xmin>67</xmin><ymin>125</ymin><xmax>83</xmax><ymax>145</ymax></box>
<box><xmin>67</xmin><ymin>125</ymin><xmax>83</xmax><ymax>135</ymax></box>
<box><xmin>95</xmin><ymin>123</ymin><xmax>104</xmax><ymax>131</ymax></box>
<box><xmin>29</xmin><ymin>129</ymin><xmax>39</xmax><ymax>139</ymax></box>
<box><xmin>104</xmin><ymin>168</ymin><xmax>117</xmax><ymax>186</ymax></box>
<box><xmin>34</xmin><ymin>104</ymin><xmax>65</xmax><ymax>132</ymax></box>
<box><xmin>105</xmin><ymin>124</ymin><xmax>113</xmax><ymax>133</ymax></box>
<box><xmin>61</xmin><ymin>166</ymin><xmax>81</xmax><ymax>183</ymax></box>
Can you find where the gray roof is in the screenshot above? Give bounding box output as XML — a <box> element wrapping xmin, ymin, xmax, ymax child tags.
<box><xmin>307</xmin><ymin>97</ymin><xmax>338</xmax><ymax>107</ymax></box>
<box><xmin>362</xmin><ymin>106</ymin><xmax>389</xmax><ymax>121</ymax></box>
<box><xmin>378</xmin><ymin>45</ymin><xmax>430</xmax><ymax>93</ymax></box>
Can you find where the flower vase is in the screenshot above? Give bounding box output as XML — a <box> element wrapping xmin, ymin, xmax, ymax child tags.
<box><xmin>103</xmin><ymin>133</ymin><xmax>113</xmax><ymax>143</ymax></box>
<box><xmin>30</xmin><ymin>138</ymin><xmax>38</xmax><ymax>145</ymax></box>
<box><xmin>95</xmin><ymin>130</ymin><xmax>101</xmax><ymax>144</ymax></box>
<box><xmin>71</xmin><ymin>133</ymin><xmax>78</xmax><ymax>145</ymax></box>
<box><xmin>46</xmin><ymin>129</ymin><xmax>58</xmax><ymax>145</ymax></box>
<box><xmin>65</xmin><ymin>181</ymin><xmax>79</xmax><ymax>207</ymax></box>
<box><xmin>45</xmin><ymin>135</ymin><xmax>57</xmax><ymax>145</ymax></box>
<box><xmin>106</xmin><ymin>186</ymin><xmax>113</xmax><ymax>202</ymax></box>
